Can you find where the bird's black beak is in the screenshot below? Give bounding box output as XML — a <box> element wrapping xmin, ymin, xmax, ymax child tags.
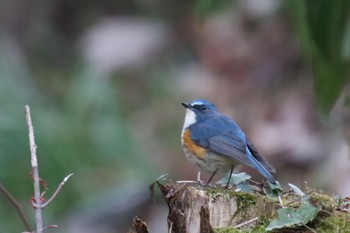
<box><xmin>181</xmin><ymin>102</ymin><xmax>192</xmax><ymax>109</ymax></box>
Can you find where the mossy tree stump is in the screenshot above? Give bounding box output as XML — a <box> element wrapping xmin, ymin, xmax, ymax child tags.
<box><xmin>152</xmin><ymin>182</ymin><xmax>350</xmax><ymax>233</ymax></box>
<box><xmin>157</xmin><ymin>183</ymin><xmax>278</xmax><ymax>232</ymax></box>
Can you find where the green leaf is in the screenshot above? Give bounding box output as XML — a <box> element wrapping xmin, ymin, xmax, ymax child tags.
<box><xmin>265</xmin><ymin>204</ymin><xmax>320</xmax><ymax>231</ymax></box>
<box><xmin>265</xmin><ymin>211</ymin><xmax>301</xmax><ymax>230</ymax></box>
<box><xmin>296</xmin><ymin>204</ymin><xmax>321</xmax><ymax>224</ymax></box>
<box><xmin>217</xmin><ymin>172</ymin><xmax>251</xmax><ymax>185</ymax></box>
<box><xmin>268</xmin><ymin>181</ymin><xmax>283</xmax><ymax>196</ymax></box>
<box><xmin>216</xmin><ymin>172</ymin><xmax>252</xmax><ymax>192</ymax></box>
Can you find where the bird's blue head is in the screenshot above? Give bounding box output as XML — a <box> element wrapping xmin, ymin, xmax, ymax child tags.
<box><xmin>181</xmin><ymin>99</ymin><xmax>219</xmax><ymax>128</ymax></box>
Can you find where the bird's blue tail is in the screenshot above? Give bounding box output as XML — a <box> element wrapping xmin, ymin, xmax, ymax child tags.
<box><xmin>246</xmin><ymin>148</ymin><xmax>276</xmax><ymax>184</ymax></box>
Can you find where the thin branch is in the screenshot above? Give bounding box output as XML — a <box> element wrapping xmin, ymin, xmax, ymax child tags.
<box><xmin>25</xmin><ymin>105</ymin><xmax>43</xmax><ymax>233</ymax></box>
<box><xmin>233</xmin><ymin>217</ymin><xmax>259</xmax><ymax>229</ymax></box>
<box><xmin>40</xmin><ymin>173</ymin><xmax>73</xmax><ymax>208</ymax></box>
<box><xmin>0</xmin><ymin>182</ymin><xmax>32</xmax><ymax>231</ymax></box>
<box><xmin>278</xmin><ymin>195</ymin><xmax>285</xmax><ymax>208</ymax></box>
<box><xmin>301</xmin><ymin>223</ymin><xmax>317</xmax><ymax>233</ymax></box>
<box><xmin>22</xmin><ymin>225</ymin><xmax>58</xmax><ymax>233</ymax></box>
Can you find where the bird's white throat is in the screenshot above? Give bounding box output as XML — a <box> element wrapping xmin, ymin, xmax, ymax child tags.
<box><xmin>182</xmin><ymin>109</ymin><xmax>196</xmax><ymax>130</ymax></box>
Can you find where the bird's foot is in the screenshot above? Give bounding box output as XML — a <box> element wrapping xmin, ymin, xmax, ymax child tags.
<box><xmin>196</xmin><ymin>172</ymin><xmax>206</xmax><ymax>185</ymax></box>
<box><xmin>197</xmin><ymin>172</ymin><xmax>215</xmax><ymax>187</ymax></box>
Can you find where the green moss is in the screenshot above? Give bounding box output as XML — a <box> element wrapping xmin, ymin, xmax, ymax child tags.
<box><xmin>232</xmin><ymin>192</ymin><xmax>257</xmax><ymax>220</ymax></box>
<box><xmin>194</xmin><ymin>185</ymin><xmax>350</xmax><ymax>232</ymax></box>
<box><xmin>206</xmin><ymin>187</ymin><xmax>231</xmax><ymax>200</ymax></box>
<box><xmin>278</xmin><ymin>192</ymin><xmax>303</xmax><ymax>208</ymax></box>
<box><xmin>206</xmin><ymin>187</ymin><xmax>258</xmax><ymax>222</ymax></box>
<box><xmin>309</xmin><ymin>192</ymin><xmax>336</xmax><ymax>211</ymax></box>
<box><xmin>316</xmin><ymin>213</ymin><xmax>350</xmax><ymax>233</ymax></box>
<box><xmin>231</xmin><ymin>191</ymin><xmax>257</xmax><ymax>210</ymax></box>
<box><xmin>215</xmin><ymin>190</ymin><xmax>256</xmax><ymax>215</ymax></box>
<box><xmin>205</xmin><ymin>187</ymin><xmax>256</xmax><ymax>204</ymax></box>
<box><xmin>213</xmin><ymin>228</ymin><xmax>241</xmax><ymax>233</ymax></box>
<box><xmin>261</xmin><ymin>195</ymin><xmax>278</xmax><ymax>204</ymax></box>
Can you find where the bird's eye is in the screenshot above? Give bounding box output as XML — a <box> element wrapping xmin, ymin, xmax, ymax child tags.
<box><xmin>200</xmin><ymin>105</ymin><xmax>206</xmax><ymax>110</ymax></box>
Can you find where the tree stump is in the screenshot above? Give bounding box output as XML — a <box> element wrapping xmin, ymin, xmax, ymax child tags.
<box><xmin>157</xmin><ymin>183</ymin><xmax>279</xmax><ymax>232</ymax></box>
<box><xmin>154</xmin><ymin>182</ymin><xmax>350</xmax><ymax>233</ymax></box>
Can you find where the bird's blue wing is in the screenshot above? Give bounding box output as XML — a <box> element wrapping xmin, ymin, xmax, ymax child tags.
<box><xmin>207</xmin><ymin>134</ymin><xmax>253</xmax><ymax>166</ymax></box>
<box><xmin>208</xmin><ymin>134</ymin><xmax>276</xmax><ymax>183</ymax></box>
<box><xmin>190</xmin><ymin>116</ymin><xmax>276</xmax><ymax>183</ymax></box>
<box><xmin>189</xmin><ymin>116</ymin><xmax>254</xmax><ymax>167</ymax></box>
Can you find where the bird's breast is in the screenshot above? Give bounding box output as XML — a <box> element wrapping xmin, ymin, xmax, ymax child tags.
<box><xmin>181</xmin><ymin>128</ymin><xmax>207</xmax><ymax>160</ymax></box>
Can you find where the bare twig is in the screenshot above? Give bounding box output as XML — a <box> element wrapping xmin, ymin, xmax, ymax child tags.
<box><xmin>40</xmin><ymin>173</ymin><xmax>73</xmax><ymax>208</ymax></box>
<box><xmin>22</xmin><ymin>225</ymin><xmax>58</xmax><ymax>233</ymax></box>
<box><xmin>301</xmin><ymin>223</ymin><xmax>317</xmax><ymax>233</ymax></box>
<box><xmin>25</xmin><ymin>105</ymin><xmax>43</xmax><ymax>233</ymax></box>
<box><xmin>278</xmin><ymin>195</ymin><xmax>285</xmax><ymax>208</ymax></box>
<box><xmin>0</xmin><ymin>182</ymin><xmax>32</xmax><ymax>231</ymax></box>
<box><xmin>233</xmin><ymin>217</ymin><xmax>259</xmax><ymax>229</ymax></box>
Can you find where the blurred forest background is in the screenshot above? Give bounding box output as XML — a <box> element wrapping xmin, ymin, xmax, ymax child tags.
<box><xmin>0</xmin><ymin>0</ymin><xmax>349</xmax><ymax>232</ymax></box>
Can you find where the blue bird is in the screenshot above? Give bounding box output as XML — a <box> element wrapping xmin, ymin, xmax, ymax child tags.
<box><xmin>181</xmin><ymin>99</ymin><xmax>276</xmax><ymax>186</ymax></box>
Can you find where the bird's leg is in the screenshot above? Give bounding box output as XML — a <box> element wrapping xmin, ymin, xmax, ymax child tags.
<box><xmin>196</xmin><ymin>172</ymin><xmax>204</xmax><ymax>184</ymax></box>
<box><xmin>225</xmin><ymin>166</ymin><xmax>234</xmax><ymax>189</ymax></box>
<box><xmin>206</xmin><ymin>169</ymin><xmax>218</xmax><ymax>185</ymax></box>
